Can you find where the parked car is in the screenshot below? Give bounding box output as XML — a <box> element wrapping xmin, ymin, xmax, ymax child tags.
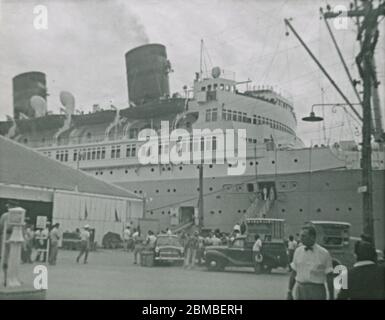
<box><xmin>61</xmin><ymin>231</ymin><xmax>81</xmax><ymax>250</ymax></box>
<box><xmin>204</xmin><ymin>235</ymin><xmax>288</xmax><ymax>273</ymax></box>
<box><xmin>154</xmin><ymin>235</ymin><xmax>184</xmax><ymax>265</ymax></box>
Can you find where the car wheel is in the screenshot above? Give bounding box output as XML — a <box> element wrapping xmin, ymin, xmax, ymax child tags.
<box><xmin>207</xmin><ymin>257</ymin><xmax>225</xmax><ymax>271</ymax></box>
<box><xmin>263</xmin><ymin>265</ymin><xmax>272</xmax><ymax>274</ymax></box>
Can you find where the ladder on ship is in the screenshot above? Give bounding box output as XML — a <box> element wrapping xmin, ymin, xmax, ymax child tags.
<box><xmin>239</xmin><ymin>195</ymin><xmax>275</xmax><ymax>223</ymax></box>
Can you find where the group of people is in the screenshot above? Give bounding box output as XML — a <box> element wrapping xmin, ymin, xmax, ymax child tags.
<box><xmin>0</xmin><ymin>201</ymin><xmax>62</xmax><ymax>270</ymax></box>
<box><xmin>20</xmin><ymin>222</ymin><xmax>61</xmax><ymax>266</ymax></box>
<box><xmin>287</xmin><ymin>225</ymin><xmax>385</xmax><ymax>300</ymax></box>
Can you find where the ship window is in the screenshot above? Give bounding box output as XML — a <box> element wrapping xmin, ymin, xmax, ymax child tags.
<box><xmin>220</xmin><ymin>84</ymin><xmax>224</xmax><ymax>90</ymax></box>
<box><xmin>294</xmin><ymin>159</ymin><xmax>298</xmax><ymax>163</ymax></box>
<box><xmin>92</xmin><ymin>149</ymin><xmax>96</xmax><ymax>160</ymax></box>
<box><xmin>207</xmin><ymin>85</ymin><xmax>212</xmax><ymax>91</ymax></box>
<box><xmin>237</xmin><ymin>112</ymin><xmax>242</xmax><ymax>122</ymax></box>
<box><xmin>207</xmin><ymin>90</ymin><xmax>216</xmax><ymax>101</ymax></box>
<box><xmin>86</xmin><ymin>132</ymin><xmax>92</xmax><ymax>140</ymax></box>
<box><xmin>96</xmin><ymin>148</ymin><xmax>101</xmax><ymax>160</ymax></box>
<box><xmin>212</xmin><ymin>108</ymin><xmax>218</xmax><ymax>121</ymax></box>
<box><xmin>116</xmin><ymin>146</ymin><xmax>121</xmax><ymax>158</ymax></box>
<box><xmin>110</xmin><ymin>171</ymin><xmax>113</xmax><ymax>175</ymax></box>
<box><xmin>131</xmin><ymin>146</ymin><xmax>136</xmax><ymax>157</ymax></box>
<box><xmin>253</xmin><ymin>115</ymin><xmax>257</xmax><ymax>124</ymax></box>
<box><xmin>125</xmin><ymin>169</ymin><xmax>128</xmax><ymax>174</ymax></box>
<box><xmin>201</xmin><ymin>86</ymin><xmax>206</xmax><ymax>91</ymax></box>
<box><xmin>247</xmin><ymin>184</ymin><xmax>254</xmax><ymax>192</ymax></box>
<box><xmin>206</xmin><ymin>109</ymin><xmax>211</xmax><ymax>122</ymax></box>
<box><xmin>111</xmin><ymin>147</ymin><xmax>115</xmax><ymax>159</ymax></box>
<box><xmin>281</xmin><ymin>209</ymin><xmax>286</xmax><ymax>213</ymax></box>
<box><xmin>299</xmin><ymin>208</ymin><xmax>303</xmax><ymax>212</ymax></box>
<box><xmin>73</xmin><ymin>151</ymin><xmax>77</xmax><ymax>162</ymax></box>
<box><xmin>213</xmin><ymin>84</ymin><xmax>218</xmax><ymax>90</ymax></box>
<box><xmin>101</xmin><ymin>148</ymin><xmax>106</xmax><ymax>159</ymax></box>
<box><xmin>87</xmin><ymin>149</ymin><xmax>91</xmax><ymax>160</ymax></box>
<box><xmin>64</xmin><ymin>151</ymin><xmax>68</xmax><ymax>162</ymax></box>
<box><xmin>151</xmin><ymin>168</ymin><xmax>155</xmax><ymax>172</ymax></box>
<box><xmin>242</xmin><ymin>113</ymin><xmax>247</xmax><ymax>122</ymax></box>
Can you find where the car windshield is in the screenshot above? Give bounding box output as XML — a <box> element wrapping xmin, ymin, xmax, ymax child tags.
<box><xmin>156</xmin><ymin>236</ymin><xmax>181</xmax><ymax>247</ymax></box>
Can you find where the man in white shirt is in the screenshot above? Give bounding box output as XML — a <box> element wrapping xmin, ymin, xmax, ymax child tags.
<box><xmin>287</xmin><ymin>235</ymin><xmax>298</xmax><ymax>271</ymax></box>
<box><xmin>49</xmin><ymin>223</ymin><xmax>61</xmax><ymax>265</ymax></box>
<box><xmin>123</xmin><ymin>226</ymin><xmax>132</xmax><ymax>251</ymax></box>
<box><xmin>76</xmin><ymin>225</ymin><xmax>91</xmax><ymax>264</ymax></box>
<box><xmin>287</xmin><ymin>225</ymin><xmax>334</xmax><ymax>300</ymax></box>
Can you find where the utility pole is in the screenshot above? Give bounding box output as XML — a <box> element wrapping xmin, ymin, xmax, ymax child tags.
<box><xmin>323</xmin><ymin>0</ymin><xmax>385</xmax><ymax>245</ymax></box>
<box><xmin>198</xmin><ymin>164</ymin><xmax>204</xmax><ymax>231</ymax></box>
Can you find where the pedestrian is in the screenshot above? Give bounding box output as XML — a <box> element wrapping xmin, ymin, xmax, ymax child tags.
<box><xmin>252</xmin><ymin>234</ymin><xmax>263</xmax><ymax>273</ymax></box>
<box><xmin>262</xmin><ymin>187</ymin><xmax>268</xmax><ymax>200</ymax></box>
<box><xmin>77</xmin><ymin>225</ymin><xmax>91</xmax><ymax>264</ymax></box>
<box><xmin>287</xmin><ymin>225</ymin><xmax>334</xmax><ymax>300</ymax></box>
<box><xmin>35</xmin><ymin>223</ymin><xmax>49</xmax><ymax>262</ymax></box>
<box><xmin>133</xmin><ymin>228</ymin><xmax>143</xmax><ymax>264</ymax></box>
<box><xmin>0</xmin><ymin>201</ymin><xmax>19</xmax><ymax>284</ymax></box>
<box><xmin>184</xmin><ymin>231</ymin><xmax>199</xmax><ymax>269</ymax></box>
<box><xmin>210</xmin><ymin>232</ymin><xmax>222</xmax><ymax>246</ymax></box>
<box><xmin>49</xmin><ymin>223</ymin><xmax>61</xmax><ymax>265</ymax></box>
<box><xmin>233</xmin><ymin>223</ymin><xmax>241</xmax><ymax>233</ymax></box>
<box><xmin>22</xmin><ymin>224</ymin><xmax>34</xmax><ymax>264</ymax></box>
<box><xmin>287</xmin><ymin>235</ymin><xmax>297</xmax><ymax>271</ymax></box>
<box><xmin>337</xmin><ymin>241</ymin><xmax>385</xmax><ymax>300</ymax></box>
<box><xmin>123</xmin><ymin>226</ymin><xmax>131</xmax><ymax>251</ymax></box>
<box><xmin>145</xmin><ymin>230</ymin><xmax>157</xmax><ymax>249</ymax></box>
<box><xmin>166</xmin><ymin>228</ymin><xmax>172</xmax><ymax>235</ymax></box>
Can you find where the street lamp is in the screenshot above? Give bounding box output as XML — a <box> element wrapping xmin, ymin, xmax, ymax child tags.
<box><xmin>302</xmin><ymin>103</ymin><xmax>361</xmax><ymax>123</ymax></box>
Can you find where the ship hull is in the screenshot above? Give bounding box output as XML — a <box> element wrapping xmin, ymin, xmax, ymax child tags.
<box><xmin>111</xmin><ymin>168</ymin><xmax>385</xmax><ymax>248</ymax></box>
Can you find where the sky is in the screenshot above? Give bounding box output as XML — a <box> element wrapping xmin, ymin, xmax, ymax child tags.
<box><xmin>0</xmin><ymin>0</ymin><xmax>384</xmax><ymax>146</ymax></box>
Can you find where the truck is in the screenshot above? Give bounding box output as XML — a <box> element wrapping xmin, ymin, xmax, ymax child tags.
<box><xmin>204</xmin><ymin>218</ymin><xmax>288</xmax><ymax>274</ymax></box>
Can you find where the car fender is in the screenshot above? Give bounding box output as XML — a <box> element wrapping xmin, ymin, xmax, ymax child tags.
<box><xmin>205</xmin><ymin>250</ymin><xmax>229</xmax><ymax>263</ymax></box>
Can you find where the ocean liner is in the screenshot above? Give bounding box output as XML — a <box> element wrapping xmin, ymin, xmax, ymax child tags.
<box><xmin>1</xmin><ymin>41</ymin><xmax>384</xmax><ymax>248</ymax></box>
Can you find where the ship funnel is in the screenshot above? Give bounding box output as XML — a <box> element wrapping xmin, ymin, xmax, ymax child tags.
<box><xmin>125</xmin><ymin>44</ymin><xmax>171</xmax><ymax>106</ymax></box>
<box><xmin>12</xmin><ymin>71</ymin><xmax>47</xmax><ymax>119</ymax></box>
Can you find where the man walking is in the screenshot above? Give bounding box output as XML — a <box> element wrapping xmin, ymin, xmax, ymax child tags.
<box><xmin>77</xmin><ymin>225</ymin><xmax>91</xmax><ymax>264</ymax></box>
<box><xmin>184</xmin><ymin>231</ymin><xmax>199</xmax><ymax>269</ymax></box>
<box><xmin>123</xmin><ymin>226</ymin><xmax>132</xmax><ymax>251</ymax></box>
<box><xmin>287</xmin><ymin>235</ymin><xmax>297</xmax><ymax>271</ymax></box>
<box><xmin>287</xmin><ymin>224</ymin><xmax>334</xmax><ymax>300</ymax></box>
<box><xmin>337</xmin><ymin>241</ymin><xmax>385</xmax><ymax>299</ymax></box>
<box><xmin>49</xmin><ymin>223</ymin><xmax>61</xmax><ymax>265</ymax></box>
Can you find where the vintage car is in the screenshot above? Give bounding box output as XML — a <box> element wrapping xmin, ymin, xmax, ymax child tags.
<box><xmin>204</xmin><ymin>235</ymin><xmax>288</xmax><ymax>274</ymax></box>
<box><xmin>308</xmin><ymin>221</ymin><xmax>356</xmax><ymax>268</ymax></box>
<box><xmin>153</xmin><ymin>235</ymin><xmax>184</xmax><ymax>265</ymax></box>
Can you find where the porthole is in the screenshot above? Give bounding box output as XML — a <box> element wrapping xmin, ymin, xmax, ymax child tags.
<box><xmin>162</xmin><ymin>211</ymin><xmax>165</xmax><ymax>215</ymax></box>
<box><xmin>336</xmin><ymin>208</ymin><xmax>340</xmax><ymax>212</ymax></box>
<box><xmin>348</xmin><ymin>207</ymin><xmax>352</xmax><ymax>211</ymax></box>
<box><xmin>151</xmin><ymin>168</ymin><xmax>154</xmax><ymax>172</ymax></box>
<box><xmin>162</xmin><ymin>167</ymin><xmax>166</xmax><ymax>171</ymax></box>
<box><xmin>218</xmin><ymin>210</ymin><xmax>222</xmax><ymax>214</ymax></box>
<box><xmin>179</xmin><ymin>166</ymin><xmax>183</xmax><ymax>170</ymax></box>
<box><xmin>216</xmin><ymin>195</ymin><xmax>221</xmax><ymax>199</ymax></box>
<box><xmin>156</xmin><ymin>189</ymin><xmax>159</xmax><ymax>193</ymax></box>
<box><xmin>237</xmin><ymin>210</ymin><xmax>241</xmax><ymax>213</ymax></box>
<box><xmin>256</xmin><ymin>161</ymin><xmax>259</xmax><ymax>165</ymax></box>
<box><xmin>299</xmin><ymin>208</ymin><xmax>303</xmax><ymax>212</ymax></box>
<box><xmin>209</xmin><ymin>187</ymin><xmax>213</xmax><ymax>191</ymax></box>
<box><xmin>167</xmin><ymin>189</ymin><xmax>170</xmax><ymax>193</ymax></box>
<box><xmin>100</xmin><ymin>172</ymin><xmax>103</xmax><ymax>175</ymax></box>
<box><xmin>110</xmin><ymin>171</ymin><xmax>113</xmax><ymax>175</ymax></box>
<box><xmin>294</xmin><ymin>159</ymin><xmax>298</xmax><ymax>163</ymax></box>
<box><xmin>139</xmin><ymin>190</ymin><xmax>142</xmax><ymax>194</ymax></box>
<box><xmin>150</xmin><ymin>211</ymin><xmax>154</xmax><ymax>215</ymax></box>
<box><xmin>228</xmin><ymin>164</ymin><xmax>232</xmax><ymax>167</ymax></box>
<box><xmin>168</xmin><ymin>167</ymin><xmax>171</xmax><ymax>171</ymax></box>
<box><xmin>243</xmin><ymin>209</ymin><xmax>246</xmax><ymax>213</ymax></box>
<box><xmin>272</xmin><ymin>160</ymin><xmax>275</xmax><ymax>164</ymax></box>
<box><xmin>197</xmin><ymin>188</ymin><xmax>200</xmax><ymax>191</ymax></box>
<box><xmin>250</xmin><ymin>162</ymin><xmax>254</xmax><ymax>166</ymax></box>
<box><xmin>316</xmin><ymin>208</ymin><xmax>321</xmax><ymax>213</ymax></box>
<box><xmin>134</xmin><ymin>190</ymin><xmax>137</xmax><ymax>193</ymax></box>
<box><xmin>210</xmin><ymin>211</ymin><xmax>215</xmax><ymax>215</ymax></box>
<box><xmin>173</xmin><ymin>189</ymin><xmax>176</xmax><ymax>193</ymax></box>
<box><xmin>167</xmin><ymin>211</ymin><xmax>170</xmax><ymax>215</ymax></box>
<box><xmin>125</xmin><ymin>170</ymin><xmax>128</xmax><ymax>174</ymax></box>
<box><xmin>95</xmin><ymin>172</ymin><xmax>98</xmax><ymax>175</ymax></box>
<box><xmin>281</xmin><ymin>209</ymin><xmax>286</xmax><ymax>213</ymax></box>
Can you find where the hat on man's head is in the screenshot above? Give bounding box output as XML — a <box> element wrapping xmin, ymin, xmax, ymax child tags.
<box><xmin>84</xmin><ymin>224</ymin><xmax>90</xmax><ymax>229</ymax></box>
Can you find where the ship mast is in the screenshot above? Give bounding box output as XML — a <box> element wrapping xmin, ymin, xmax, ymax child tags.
<box><xmin>286</xmin><ymin>0</ymin><xmax>385</xmax><ymax>245</ymax></box>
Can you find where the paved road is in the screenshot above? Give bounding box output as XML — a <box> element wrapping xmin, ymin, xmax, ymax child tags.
<box><xmin>17</xmin><ymin>249</ymin><xmax>290</xmax><ymax>299</ymax></box>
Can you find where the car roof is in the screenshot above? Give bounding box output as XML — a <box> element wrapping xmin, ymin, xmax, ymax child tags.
<box><xmin>309</xmin><ymin>221</ymin><xmax>351</xmax><ymax>226</ymax></box>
